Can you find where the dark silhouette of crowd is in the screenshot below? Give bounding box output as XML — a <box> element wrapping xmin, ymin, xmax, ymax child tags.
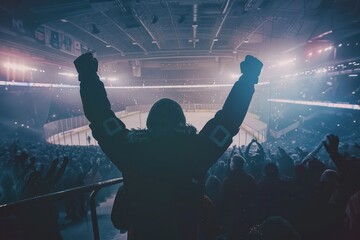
<box><xmin>206</xmin><ymin>135</ymin><xmax>360</xmax><ymax>240</ymax></box>
<box><xmin>0</xmin><ymin>131</ymin><xmax>359</xmax><ymax>240</ymax></box>
<box><xmin>0</xmin><ymin>139</ymin><xmax>120</xmax><ymax>239</ymax></box>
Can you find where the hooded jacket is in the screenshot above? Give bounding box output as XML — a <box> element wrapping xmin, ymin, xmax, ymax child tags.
<box><xmin>79</xmin><ymin>73</ymin><xmax>256</xmax><ymax>240</ymax></box>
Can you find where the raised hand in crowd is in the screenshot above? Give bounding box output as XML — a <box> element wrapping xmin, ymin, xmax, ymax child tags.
<box><xmin>323</xmin><ymin>134</ymin><xmax>340</xmax><ymax>157</ymax></box>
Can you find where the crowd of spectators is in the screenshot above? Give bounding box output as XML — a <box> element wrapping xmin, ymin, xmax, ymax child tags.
<box><xmin>0</xmin><ymin>125</ymin><xmax>359</xmax><ymax>239</ymax></box>
<box><xmin>206</xmin><ymin>132</ymin><xmax>360</xmax><ymax>240</ymax></box>
<box><xmin>0</xmin><ymin>138</ymin><xmax>121</xmax><ymax>239</ymax></box>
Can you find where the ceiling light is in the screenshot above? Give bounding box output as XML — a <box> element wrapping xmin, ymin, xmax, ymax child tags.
<box><xmin>60</xmin><ymin>19</ymin><xmax>68</xmax><ymax>23</ymax></box>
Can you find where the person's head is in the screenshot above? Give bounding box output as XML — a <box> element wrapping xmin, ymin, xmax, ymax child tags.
<box><xmin>306</xmin><ymin>158</ymin><xmax>326</xmax><ymax>183</ymax></box>
<box><xmin>320</xmin><ymin>169</ymin><xmax>339</xmax><ymax>187</ymax></box>
<box><xmin>146</xmin><ymin>98</ymin><xmax>186</xmax><ymax>130</ymax></box>
<box><xmin>264</xmin><ymin>162</ymin><xmax>279</xmax><ymax>179</ymax></box>
<box><xmin>230</xmin><ymin>155</ymin><xmax>245</xmax><ymax>171</ymax></box>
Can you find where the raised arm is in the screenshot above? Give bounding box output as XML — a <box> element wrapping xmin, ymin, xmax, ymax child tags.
<box><xmin>198</xmin><ymin>56</ymin><xmax>263</xmax><ymax>162</ymax></box>
<box><xmin>245</xmin><ymin>139</ymin><xmax>256</xmax><ymax>160</ymax></box>
<box><xmin>301</xmin><ymin>138</ymin><xmax>324</xmax><ymax>163</ymax></box>
<box><xmin>323</xmin><ymin>135</ymin><xmax>347</xmax><ymax>173</ymax></box>
<box><xmin>254</xmin><ymin>139</ymin><xmax>265</xmax><ymax>160</ymax></box>
<box><xmin>74</xmin><ymin>53</ymin><xmax>129</xmax><ymax>168</ymax></box>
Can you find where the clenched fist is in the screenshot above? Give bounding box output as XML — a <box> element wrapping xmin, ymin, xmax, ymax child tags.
<box><xmin>73</xmin><ymin>52</ymin><xmax>98</xmax><ymax>81</ymax></box>
<box><xmin>240</xmin><ymin>55</ymin><xmax>263</xmax><ymax>83</ymax></box>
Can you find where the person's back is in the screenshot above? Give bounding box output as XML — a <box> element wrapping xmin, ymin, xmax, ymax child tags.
<box><xmin>122</xmin><ymin>127</ymin><xmax>206</xmax><ymax>240</ymax></box>
<box><xmin>220</xmin><ymin>155</ymin><xmax>257</xmax><ymax>239</ymax></box>
<box><xmin>257</xmin><ymin>163</ymin><xmax>292</xmax><ymax>221</ymax></box>
<box><xmin>74</xmin><ymin>53</ymin><xmax>263</xmax><ymax>240</ymax></box>
<box><xmin>221</xmin><ymin>155</ymin><xmax>257</xmax><ymax>212</ymax></box>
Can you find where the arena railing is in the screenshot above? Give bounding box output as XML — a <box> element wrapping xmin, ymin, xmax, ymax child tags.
<box><xmin>0</xmin><ymin>177</ymin><xmax>124</xmax><ymax>240</ymax></box>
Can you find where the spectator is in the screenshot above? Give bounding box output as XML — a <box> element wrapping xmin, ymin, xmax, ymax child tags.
<box><xmin>205</xmin><ymin>175</ymin><xmax>221</xmax><ymax>207</ymax></box>
<box><xmin>74</xmin><ymin>52</ymin><xmax>263</xmax><ymax>240</ymax></box>
<box><xmin>220</xmin><ymin>155</ymin><xmax>257</xmax><ymax>239</ymax></box>
<box><xmin>257</xmin><ymin>163</ymin><xmax>292</xmax><ymax>222</ymax></box>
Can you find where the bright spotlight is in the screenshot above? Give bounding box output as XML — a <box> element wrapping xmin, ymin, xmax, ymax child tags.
<box><xmin>278</xmin><ymin>58</ymin><xmax>296</xmax><ymax>66</ymax></box>
<box><xmin>4</xmin><ymin>62</ymin><xmax>38</xmax><ymax>72</ymax></box>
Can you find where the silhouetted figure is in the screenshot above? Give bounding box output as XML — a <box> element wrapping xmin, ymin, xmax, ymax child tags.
<box><xmin>220</xmin><ymin>155</ymin><xmax>257</xmax><ymax>239</ymax></box>
<box><xmin>18</xmin><ymin>157</ymin><xmax>68</xmax><ymax>240</ymax></box>
<box><xmin>205</xmin><ymin>175</ymin><xmax>221</xmax><ymax>207</ymax></box>
<box><xmin>245</xmin><ymin>139</ymin><xmax>265</xmax><ymax>179</ymax></box>
<box><xmin>257</xmin><ymin>163</ymin><xmax>292</xmax><ymax>222</ymax></box>
<box><xmin>346</xmin><ymin>190</ymin><xmax>360</xmax><ymax>240</ymax></box>
<box><xmin>74</xmin><ymin>52</ymin><xmax>263</xmax><ymax>240</ymax></box>
<box><xmin>276</xmin><ymin>146</ymin><xmax>294</xmax><ymax>178</ymax></box>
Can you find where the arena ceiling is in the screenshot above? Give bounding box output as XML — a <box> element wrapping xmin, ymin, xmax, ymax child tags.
<box><xmin>0</xmin><ymin>0</ymin><xmax>360</xmax><ymax>79</ymax></box>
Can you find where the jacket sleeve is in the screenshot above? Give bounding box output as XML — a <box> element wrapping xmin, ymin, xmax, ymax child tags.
<box><xmin>197</xmin><ymin>75</ymin><xmax>256</xmax><ymax>167</ymax></box>
<box><xmin>79</xmin><ymin>74</ymin><xmax>129</xmax><ymax>169</ymax></box>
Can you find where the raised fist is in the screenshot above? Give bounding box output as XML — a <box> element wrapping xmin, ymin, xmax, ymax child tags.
<box><xmin>240</xmin><ymin>55</ymin><xmax>263</xmax><ymax>79</ymax></box>
<box><xmin>323</xmin><ymin>134</ymin><xmax>339</xmax><ymax>156</ymax></box>
<box><xmin>74</xmin><ymin>52</ymin><xmax>98</xmax><ymax>77</ymax></box>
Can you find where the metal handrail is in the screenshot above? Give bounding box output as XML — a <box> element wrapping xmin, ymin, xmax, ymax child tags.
<box><xmin>0</xmin><ymin>177</ymin><xmax>124</xmax><ymax>240</ymax></box>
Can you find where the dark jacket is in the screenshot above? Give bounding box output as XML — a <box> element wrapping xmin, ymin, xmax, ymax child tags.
<box><xmin>79</xmin><ymin>73</ymin><xmax>256</xmax><ymax>240</ymax></box>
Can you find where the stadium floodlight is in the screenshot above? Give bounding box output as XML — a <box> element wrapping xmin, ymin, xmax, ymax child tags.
<box><xmin>4</xmin><ymin>62</ymin><xmax>38</xmax><ymax>72</ymax></box>
<box><xmin>0</xmin><ymin>80</ymin><xmax>270</xmax><ymax>89</ymax></box>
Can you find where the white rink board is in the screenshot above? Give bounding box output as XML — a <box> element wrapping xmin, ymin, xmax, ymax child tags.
<box><xmin>53</xmin><ymin>112</ymin><xmax>258</xmax><ymax>147</ymax></box>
